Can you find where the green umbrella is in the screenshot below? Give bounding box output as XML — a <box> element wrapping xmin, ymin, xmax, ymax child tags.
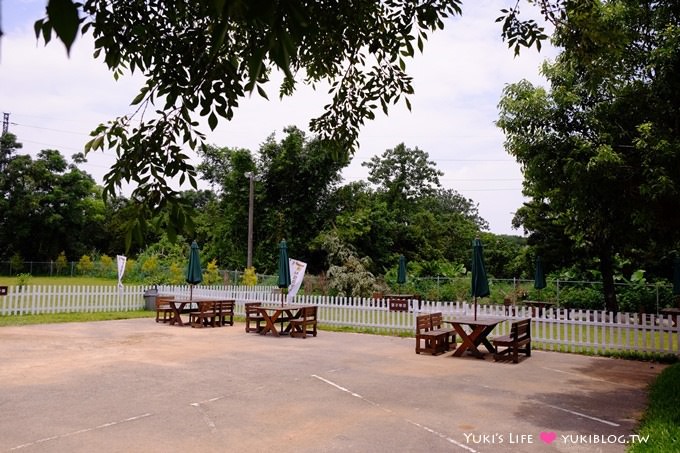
<box><xmin>277</xmin><ymin>240</ymin><xmax>291</xmax><ymax>306</ymax></box>
<box><xmin>673</xmin><ymin>257</ymin><xmax>680</xmax><ymax>296</ymax></box>
<box><xmin>534</xmin><ymin>256</ymin><xmax>547</xmax><ymax>293</ymax></box>
<box><xmin>471</xmin><ymin>238</ymin><xmax>490</xmax><ymax>320</ymax></box>
<box><xmin>397</xmin><ymin>255</ymin><xmax>407</xmax><ymax>288</ymax></box>
<box><xmin>186</xmin><ymin>241</ymin><xmax>203</xmax><ymax>300</ymax></box>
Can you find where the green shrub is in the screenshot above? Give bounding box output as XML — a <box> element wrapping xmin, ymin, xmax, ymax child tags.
<box><xmin>243</xmin><ymin>267</ymin><xmax>258</xmax><ymax>286</ymax></box>
<box><xmin>55</xmin><ymin>251</ymin><xmax>68</xmax><ymax>275</ymax></box>
<box><xmin>203</xmin><ymin>259</ymin><xmax>221</xmax><ymax>285</ymax></box>
<box><xmin>10</xmin><ymin>252</ymin><xmax>24</xmax><ymax>275</ymax></box>
<box><xmin>559</xmin><ymin>285</ymin><xmax>604</xmax><ymax>310</ymax></box>
<box><xmin>76</xmin><ymin>255</ymin><xmax>94</xmax><ymax>275</ymax></box>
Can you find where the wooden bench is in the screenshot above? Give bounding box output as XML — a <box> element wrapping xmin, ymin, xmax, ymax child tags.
<box><xmin>290</xmin><ymin>306</ymin><xmax>318</xmax><ymax>338</ymax></box>
<box><xmin>492</xmin><ymin>318</ymin><xmax>531</xmax><ymax>363</ymax></box>
<box><xmin>244</xmin><ymin>302</ymin><xmax>265</xmax><ymax>333</ymax></box>
<box><xmin>214</xmin><ymin>300</ymin><xmax>235</xmax><ymax>326</ymax></box>
<box><xmin>155</xmin><ymin>296</ymin><xmax>175</xmax><ymax>323</ymax></box>
<box><xmin>415</xmin><ymin>312</ymin><xmax>456</xmax><ymax>355</ymax></box>
<box><xmin>189</xmin><ymin>301</ymin><xmax>217</xmax><ymax>328</ymax></box>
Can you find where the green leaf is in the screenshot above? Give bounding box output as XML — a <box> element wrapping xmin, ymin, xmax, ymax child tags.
<box><xmin>131</xmin><ymin>86</ymin><xmax>149</xmax><ymax>106</ymax></box>
<box><xmin>256</xmin><ymin>85</ymin><xmax>269</xmax><ymax>100</ymax></box>
<box><xmin>46</xmin><ymin>0</ymin><xmax>80</xmax><ymax>55</ymax></box>
<box><xmin>34</xmin><ymin>19</ymin><xmax>45</xmax><ymax>40</ymax></box>
<box><xmin>208</xmin><ymin>112</ymin><xmax>218</xmax><ymax>130</ymax></box>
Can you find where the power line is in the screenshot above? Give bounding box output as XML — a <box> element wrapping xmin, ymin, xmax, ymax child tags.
<box><xmin>12</xmin><ymin>122</ymin><xmax>90</xmax><ymax>136</ymax></box>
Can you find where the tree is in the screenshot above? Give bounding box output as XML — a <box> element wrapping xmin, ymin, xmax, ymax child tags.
<box><xmin>35</xmin><ymin>0</ymin><xmax>567</xmax><ymax>243</ymax></box>
<box><xmin>34</xmin><ymin>0</ymin><xmax>464</xmax><ymax>242</ymax></box>
<box><xmin>0</xmin><ymin>141</ymin><xmax>111</xmax><ymax>261</ymax></box>
<box><xmin>1</xmin><ymin>133</ymin><xmax>22</xmax><ymax>170</ymax></box>
<box><xmin>197</xmin><ymin>127</ymin><xmax>347</xmax><ymax>273</ymax></box>
<box><xmin>498</xmin><ymin>0</ymin><xmax>680</xmax><ymax>311</ymax></box>
<box><xmin>196</xmin><ymin>144</ymin><xmax>256</xmax><ymax>270</ymax></box>
<box><xmin>255</xmin><ymin>127</ymin><xmax>348</xmax><ymax>272</ymax></box>
<box><xmin>363</xmin><ymin>143</ymin><xmax>443</xmax><ymax>217</ymax></box>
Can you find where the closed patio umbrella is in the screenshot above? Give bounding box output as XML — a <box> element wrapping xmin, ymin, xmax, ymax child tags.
<box><xmin>534</xmin><ymin>256</ymin><xmax>547</xmax><ymax>300</ymax></box>
<box><xmin>471</xmin><ymin>238</ymin><xmax>490</xmax><ymax>320</ymax></box>
<box><xmin>673</xmin><ymin>257</ymin><xmax>680</xmax><ymax>297</ymax></box>
<box><xmin>397</xmin><ymin>255</ymin><xmax>407</xmax><ymax>290</ymax></box>
<box><xmin>278</xmin><ymin>240</ymin><xmax>291</xmax><ymax>306</ymax></box>
<box><xmin>186</xmin><ymin>241</ymin><xmax>203</xmax><ymax>301</ymax></box>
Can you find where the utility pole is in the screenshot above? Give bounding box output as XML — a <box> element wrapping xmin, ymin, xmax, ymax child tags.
<box><xmin>2</xmin><ymin>112</ymin><xmax>9</xmax><ymax>134</ymax></box>
<box><xmin>244</xmin><ymin>171</ymin><xmax>259</xmax><ymax>268</ymax></box>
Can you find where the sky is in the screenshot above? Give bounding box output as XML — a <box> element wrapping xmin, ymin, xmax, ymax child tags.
<box><xmin>0</xmin><ymin>0</ymin><xmax>557</xmax><ymax>235</ymax></box>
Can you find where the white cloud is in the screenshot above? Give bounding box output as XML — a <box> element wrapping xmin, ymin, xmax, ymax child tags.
<box><xmin>0</xmin><ymin>1</ymin><xmax>557</xmax><ymax>235</ymax></box>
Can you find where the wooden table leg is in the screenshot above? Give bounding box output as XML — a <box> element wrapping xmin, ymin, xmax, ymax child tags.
<box><xmin>450</xmin><ymin>324</ymin><xmax>498</xmax><ymax>357</ymax></box>
<box><xmin>451</xmin><ymin>324</ymin><xmax>485</xmax><ymax>357</ymax></box>
<box><xmin>259</xmin><ymin>310</ymin><xmax>281</xmax><ymax>336</ymax></box>
<box><xmin>479</xmin><ymin>326</ymin><xmax>497</xmax><ymax>354</ymax></box>
<box><xmin>169</xmin><ymin>302</ymin><xmax>187</xmax><ymax>326</ymax></box>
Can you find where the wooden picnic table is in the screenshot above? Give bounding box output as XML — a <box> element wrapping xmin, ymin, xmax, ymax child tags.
<box><xmin>660</xmin><ymin>308</ymin><xmax>680</xmax><ymax>327</ymax></box>
<box><xmin>522</xmin><ymin>300</ymin><xmax>557</xmax><ymax>317</ymax></box>
<box><xmin>168</xmin><ymin>299</ymin><xmax>215</xmax><ymax>326</ymax></box>
<box><xmin>384</xmin><ymin>294</ymin><xmax>421</xmax><ymax>311</ymax></box>
<box><xmin>444</xmin><ymin>316</ymin><xmax>508</xmax><ymax>358</ymax></box>
<box><xmin>257</xmin><ymin>305</ymin><xmax>316</xmax><ymax>337</ymax></box>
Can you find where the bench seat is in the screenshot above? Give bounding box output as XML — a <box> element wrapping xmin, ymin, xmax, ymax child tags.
<box><xmin>415</xmin><ymin>312</ymin><xmax>456</xmax><ymax>355</ymax></box>
<box><xmin>492</xmin><ymin>318</ymin><xmax>531</xmax><ymax>363</ymax></box>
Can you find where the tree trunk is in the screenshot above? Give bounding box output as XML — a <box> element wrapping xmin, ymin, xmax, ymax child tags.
<box><xmin>599</xmin><ymin>248</ymin><xmax>618</xmax><ymax>313</ymax></box>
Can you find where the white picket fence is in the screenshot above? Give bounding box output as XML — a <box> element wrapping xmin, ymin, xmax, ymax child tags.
<box><xmin>1</xmin><ymin>285</ymin><xmax>678</xmax><ymax>356</ymax></box>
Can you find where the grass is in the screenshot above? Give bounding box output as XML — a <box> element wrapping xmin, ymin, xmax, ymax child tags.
<box><xmin>0</xmin><ymin>276</ymin><xmax>119</xmax><ymax>286</ymax></box>
<box><xmin>530</xmin><ymin>321</ymin><xmax>680</xmax><ymax>355</ymax></box>
<box><xmin>0</xmin><ymin>310</ymin><xmax>153</xmax><ymax>327</ymax></box>
<box><xmin>628</xmin><ymin>363</ymin><xmax>680</xmax><ymax>452</ymax></box>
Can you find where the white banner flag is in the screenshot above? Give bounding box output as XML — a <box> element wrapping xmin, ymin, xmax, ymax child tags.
<box><xmin>287</xmin><ymin>258</ymin><xmax>307</xmax><ymax>302</ymax></box>
<box><xmin>116</xmin><ymin>255</ymin><xmax>127</xmax><ymax>288</ymax></box>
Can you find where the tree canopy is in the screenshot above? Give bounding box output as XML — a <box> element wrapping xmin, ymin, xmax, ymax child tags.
<box><xmin>0</xmin><ymin>134</ymin><xmax>110</xmax><ymax>261</ymax></box>
<box><xmin>34</xmin><ymin>0</ymin><xmax>563</xmax><ymax>245</ymax></box>
<box><xmin>498</xmin><ymin>0</ymin><xmax>680</xmax><ymax>311</ymax></box>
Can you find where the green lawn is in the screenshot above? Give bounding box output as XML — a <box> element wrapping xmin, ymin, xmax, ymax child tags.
<box><xmin>0</xmin><ymin>276</ymin><xmax>118</xmax><ymax>286</ymax></box>
<box><xmin>0</xmin><ymin>310</ymin><xmax>153</xmax><ymax>326</ymax></box>
<box><xmin>628</xmin><ymin>363</ymin><xmax>680</xmax><ymax>452</ymax></box>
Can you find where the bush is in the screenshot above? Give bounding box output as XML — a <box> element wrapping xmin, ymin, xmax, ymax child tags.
<box><xmin>10</xmin><ymin>253</ymin><xmax>24</xmax><ymax>275</ymax></box>
<box><xmin>203</xmin><ymin>259</ymin><xmax>221</xmax><ymax>285</ymax></box>
<box><xmin>243</xmin><ymin>267</ymin><xmax>258</xmax><ymax>286</ymax></box>
<box><xmin>97</xmin><ymin>254</ymin><xmax>116</xmax><ymax>279</ymax></box>
<box><xmin>76</xmin><ymin>255</ymin><xmax>94</xmax><ymax>275</ymax></box>
<box><xmin>559</xmin><ymin>285</ymin><xmax>604</xmax><ymax>310</ymax></box>
<box><xmin>55</xmin><ymin>251</ymin><xmax>68</xmax><ymax>275</ymax></box>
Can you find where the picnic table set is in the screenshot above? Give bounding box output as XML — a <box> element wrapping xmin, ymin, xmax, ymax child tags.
<box><xmin>156</xmin><ymin>295</ymin><xmax>319</xmax><ymax>339</ymax></box>
<box><xmin>416</xmin><ymin>312</ymin><xmax>532</xmax><ymax>363</ymax></box>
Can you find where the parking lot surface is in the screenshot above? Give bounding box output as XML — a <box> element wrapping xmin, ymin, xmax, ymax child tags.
<box><xmin>0</xmin><ymin>319</ymin><xmax>664</xmax><ymax>452</ymax></box>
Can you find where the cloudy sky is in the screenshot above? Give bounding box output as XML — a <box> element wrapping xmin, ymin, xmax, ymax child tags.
<box><xmin>1</xmin><ymin>0</ymin><xmax>556</xmax><ymax>235</ymax></box>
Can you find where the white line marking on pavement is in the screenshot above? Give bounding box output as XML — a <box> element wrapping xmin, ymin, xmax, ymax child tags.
<box><xmin>541</xmin><ymin>403</ymin><xmax>620</xmax><ymax>427</ymax></box>
<box><xmin>191</xmin><ymin>403</ymin><xmax>217</xmax><ymax>433</ymax></box>
<box><xmin>9</xmin><ymin>413</ymin><xmax>152</xmax><ymax>450</ymax></box>
<box><xmin>311</xmin><ymin>375</ymin><xmax>477</xmax><ymax>453</ymax></box>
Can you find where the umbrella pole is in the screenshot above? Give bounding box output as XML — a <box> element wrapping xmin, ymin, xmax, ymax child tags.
<box><xmin>190</xmin><ymin>284</ymin><xmax>193</xmax><ymax>301</ymax></box>
<box><xmin>474</xmin><ymin>296</ymin><xmax>477</xmax><ymax>320</ymax></box>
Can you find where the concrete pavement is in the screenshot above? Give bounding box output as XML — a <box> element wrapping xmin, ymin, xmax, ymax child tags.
<box><xmin>0</xmin><ymin>319</ymin><xmax>664</xmax><ymax>452</ymax></box>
